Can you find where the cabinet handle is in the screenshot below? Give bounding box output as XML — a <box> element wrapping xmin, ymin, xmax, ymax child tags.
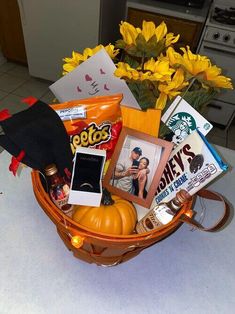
<box><xmin>208</xmin><ymin>104</ymin><xmax>222</xmax><ymax>110</ymax></box>
<box><xmin>17</xmin><ymin>0</ymin><xmax>27</xmax><ymax>26</ymax></box>
<box><xmin>203</xmin><ymin>45</ymin><xmax>235</xmax><ymax>56</ymax></box>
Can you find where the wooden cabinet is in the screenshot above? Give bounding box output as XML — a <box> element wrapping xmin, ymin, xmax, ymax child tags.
<box><xmin>127</xmin><ymin>7</ymin><xmax>204</xmax><ymax>52</ymax></box>
<box><xmin>0</xmin><ymin>0</ymin><xmax>27</xmax><ymax>64</ymax></box>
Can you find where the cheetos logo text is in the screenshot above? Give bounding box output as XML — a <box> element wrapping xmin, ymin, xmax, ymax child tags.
<box><xmin>70</xmin><ymin>122</ymin><xmax>111</xmax><ymax>154</ymax></box>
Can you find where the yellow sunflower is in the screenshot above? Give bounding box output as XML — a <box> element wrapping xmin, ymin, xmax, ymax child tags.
<box><xmin>114</xmin><ymin>62</ymin><xmax>140</xmax><ymax>80</ymax></box>
<box><xmin>62</xmin><ymin>19</ymin><xmax>233</xmax><ymax>112</ymax></box>
<box><xmin>141</xmin><ymin>20</ymin><xmax>156</xmax><ymax>42</ymax></box>
<box><xmin>119</xmin><ymin>20</ymin><xmax>179</xmax><ymax>47</ymax></box>
<box><xmin>203</xmin><ymin>65</ymin><xmax>233</xmax><ymax>89</ymax></box>
<box><xmin>63</xmin><ymin>44</ymin><xmax>119</xmax><ymax>75</ymax></box>
<box><xmin>156</xmin><ymin>68</ymin><xmax>188</xmax><ymax>109</ymax></box>
<box><xmin>119</xmin><ymin>21</ymin><xmax>141</xmax><ymax>45</ymax></box>
<box><xmin>62</xmin><ymin>51</ymin><xmax>85</xmax><ymax>75</ymax></box>
<box><xmin>180</xmin><ymin>46</ymin><xmax>211</xmax><ymax>76</ymax></box>
<box><xmin>114</xmin><ymin>62</ymin><xmax>151</xmax><ymax>81</ymax></box>
<box><xmin>167</xmin><ymin>46</ymin><xmax>211</xmax><ymax>77</ymax></box>
<box><xmin>165</xmin><ymin>33</ymin><xmax>180</xmax><ymax>47</ymax></box>
<box><xmin>144</xmin><ymin>57</ymin><xmax>175</xmax><ymax>82</ymax></box>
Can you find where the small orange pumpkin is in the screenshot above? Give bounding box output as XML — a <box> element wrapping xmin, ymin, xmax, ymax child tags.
<box><xmin>72</xmin><ymin>189</ymin><xmax>137</xmax><ymax>235</ymax></box>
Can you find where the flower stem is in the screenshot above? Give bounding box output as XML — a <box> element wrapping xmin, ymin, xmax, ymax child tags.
<box><xmin>141</xmin><ymin>53</ymin><xmax>146</xmax><ymax>71</ymax></box>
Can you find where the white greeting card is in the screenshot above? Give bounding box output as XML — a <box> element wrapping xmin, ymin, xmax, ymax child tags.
<box><xmin>49</xmin><ymin>48</ymin><xmax>140</xmax><ymax>109</ymax></box>
<box><xmin>161</xmin><ymin>96</ymin><xmax>213</xmax><ymax>144</ymax></box>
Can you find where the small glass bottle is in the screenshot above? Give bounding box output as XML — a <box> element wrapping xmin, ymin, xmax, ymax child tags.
<box><xmin>44</xmin><ymin>164</ymin><xmax>73</xmax><ymax>216</ymax></box>
<box><xmin>136</xmin><ymin>190</ymin><xmax>192</xmax><ymax>234</ymax></box>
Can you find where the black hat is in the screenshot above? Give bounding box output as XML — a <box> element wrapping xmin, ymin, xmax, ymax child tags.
<box><xmin>0</xmin><ymin>100</ymin><xmax>73</xmax><ymax>177</ymax></box>
<box><xmin>132</xmin><ymin>147</ymin><xmax>142</xmax><ymax>156</ymax></box>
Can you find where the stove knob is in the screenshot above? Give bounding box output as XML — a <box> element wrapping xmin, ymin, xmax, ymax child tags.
<box><xmin>223</xmin><ymin>34</ymin><xmax>231</xmax><ymax>42</ymax></box>
<box><xmin>213</xmin><ymin>32</ymin><xmax>220</xmax><ymax>40</ymax></box>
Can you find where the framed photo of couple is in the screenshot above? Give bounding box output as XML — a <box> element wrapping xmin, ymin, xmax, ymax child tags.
<box><xmin>103</xmin><ymin>127</ymin><xmax>174</xmax><ymax>208</ymax></box>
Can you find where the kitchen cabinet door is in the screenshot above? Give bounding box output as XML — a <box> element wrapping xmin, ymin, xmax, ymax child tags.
<box><xmin>127</xmin><ymin>8</ymin><xmax>204</xmax><ymax>52</ymax></box>
<box><xmin>0</xmin><ymin>0</ymin><xmax>27</xmax><ymax>64</ymax></box>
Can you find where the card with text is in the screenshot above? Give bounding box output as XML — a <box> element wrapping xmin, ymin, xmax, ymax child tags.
<box><xmin>49</xmin><ymin>48</ymin><xmax>140</xmax><ymax>109</ymax></box>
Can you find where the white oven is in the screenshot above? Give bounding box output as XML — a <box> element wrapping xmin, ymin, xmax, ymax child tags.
<box><xmin>197</xmin><ymin>0</ymin><xmax>235</xmax><ymax>128</ymax></box>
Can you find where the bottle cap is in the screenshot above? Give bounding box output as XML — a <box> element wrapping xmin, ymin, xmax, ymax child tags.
<box><xmin>44</xmin><ymin>164</ymin><xmax>58</xmax><ymax>176</ymax></box>
<box><xmin>176</xmin><ymin>190</ymin><xmax>192</xmax><ymax>204</ymax></box>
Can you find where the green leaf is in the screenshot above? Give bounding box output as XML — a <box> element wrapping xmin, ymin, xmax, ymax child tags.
<box><xmin>136</xmin><ymin>34</ymin><xmax>148</xmax><ymax>53</ymax></box>
<box><xmin>183</xmin><ymin>89</ymin><xmax>218</xmax><ymax>113</ymax></box>
<box><xmin>145</xmin><ymin>37</ymin><xmax>165</xmax><ymax>58</ymax></box>
<box><xmin>127</xmin><ymin>80</ymin><xmax>157</xmax><ymax>111</ymax></box>
<box><xmin>126</xmin><ymin>45</ymin><xmax>140</xmax><ymax>57</ymax></box>
<box><xmin>127</xmin><ymin>82</ymin><xmax>140</xmax><ymax>101</ymax></box>
<box><xmin>115</xmin><ymin>39</ymin><xmax>126</xmax><ymax>49</ymax></box>
<box><xmin>159</xmin><ymin>122</ymin><xmax>172</xmax><ymax>139</ymax></box>
<box><xmin>123</xmin><ymin>55</ymin><xmax>140</xmax><ymax>69</ymax></box>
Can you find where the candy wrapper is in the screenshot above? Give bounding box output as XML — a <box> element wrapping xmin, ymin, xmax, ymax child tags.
<box><xmin>50</xmin><ymin>94</ymin><xmax>122</xmax><ymax>160</ymax></box>
<box><xmin>154</xmin><ymin>129</ymin><xmax>228</xmax><ymax>205</ymax></box>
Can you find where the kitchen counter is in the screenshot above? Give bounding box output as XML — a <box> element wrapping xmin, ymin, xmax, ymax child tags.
<box><xmin>126</xmin><ymin>0</ymin><xmax>212</xmax><ymax>23</ymax></box>
<box><xmin>0</xmin><ymin>145</ymin><xmax>235</xmax><ymax>314</ymax></box>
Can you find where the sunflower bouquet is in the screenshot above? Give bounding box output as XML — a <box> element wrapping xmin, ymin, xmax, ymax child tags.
<box><xmin>63</xmin><ymin>20</ymin><xmax>233</xmax><ymax>114</ymax></box>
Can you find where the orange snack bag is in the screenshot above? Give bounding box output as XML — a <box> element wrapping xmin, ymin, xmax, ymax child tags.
<box><xmin>50</xmin><ymin>94</ymin><xmax>123</xmax><ymax>159</ymax></box>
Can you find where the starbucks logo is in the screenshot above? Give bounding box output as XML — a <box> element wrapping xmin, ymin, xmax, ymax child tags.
<box><xmin>168</xmin><ymin>112</ymin><xmax>197</xmax><ymax>132</ymax></box>
<box><xmin>203</xmin><ymin>122</ymin><xmax>211</xmax><ymax>131</ymax></box>
<box><xmin>168</xmin><ymin>112</ymin><xmax>197</xmax><ymax>144</ymax></box>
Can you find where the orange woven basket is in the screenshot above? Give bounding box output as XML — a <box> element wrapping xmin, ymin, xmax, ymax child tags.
<box><xmin>31</xmin><ymin>104</ymin><xmax>229</xmax><ymax>266</ymax></box>
<box><xmin>31</xmin><ymin>170</ymin><xmax>198</xmax><ymax>266</ymax></box>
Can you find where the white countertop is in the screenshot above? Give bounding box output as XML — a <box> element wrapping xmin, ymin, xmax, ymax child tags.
<box><xmin>127</xmin><ymin>0</ymin><xmax>212</xmax><ymax>23</ymax></box>
<box><xmin>0</xmin><ymin>145</ymin><xmax>235</xmax><ymax>314</ymax></box>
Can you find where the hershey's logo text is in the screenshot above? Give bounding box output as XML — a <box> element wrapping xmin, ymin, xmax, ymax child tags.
<box><xmin>156</xmin><ymin>144</ymin><xmax>195</xmax><ymax>193</ymax></box>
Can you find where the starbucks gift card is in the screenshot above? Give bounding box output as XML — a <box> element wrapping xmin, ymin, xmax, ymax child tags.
<box><xmin>161</xmin><ymin>96</ymin><xmax>213</xmax><ymax>145</ymax></box>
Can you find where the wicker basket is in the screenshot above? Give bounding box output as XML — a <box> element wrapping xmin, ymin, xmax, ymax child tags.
<box><xmin>31</xmin><ymin>105</ymin><xmax>229</xmax><ymax>266</ymax></box>
<box><xmin>31</xmin><ymin>169</ymin><xmax>229</xmax><ymax>266</ymax></box>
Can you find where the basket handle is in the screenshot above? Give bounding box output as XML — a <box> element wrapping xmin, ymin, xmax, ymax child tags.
<box><xmin>179</xmin><ymin>189</ymin><xmax>230</xmax><ymax>232</ymax></box>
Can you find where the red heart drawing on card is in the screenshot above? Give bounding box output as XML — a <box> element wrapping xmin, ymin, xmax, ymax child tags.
<box><xmin>104</xmin><ymin>84</ymin><xmax>110</xmax><ymax>91</ymax></box>
<box><xmin>85</xmin><ymin>74</ymin><xmax>92</xmax><ymax>81</ymax></box>
<box><xmin>77</xmin><ymin>86</ymin><xmax>82</xmax><ymax>92</ymax></box>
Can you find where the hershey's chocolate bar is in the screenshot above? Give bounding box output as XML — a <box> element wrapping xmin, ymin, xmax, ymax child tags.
<box><xmin>153</xmin><ymin>130</ymin><xmax>227</xmax><ymax>205</ymax></box>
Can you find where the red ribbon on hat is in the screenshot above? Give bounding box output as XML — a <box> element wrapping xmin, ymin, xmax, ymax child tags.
<box><xmin>21</xmin><ymin>96</ymin><xmax>38</xmax><ymax>106</ymax></box>
<box><xmin>0</xmin><ymin>109</ymin><xmax>12</xmax><ymax>121</ymax></box>
<box><xmin>64</xmin><ymin>167</ymin><xmax>71</xmax><ymax>179</ymax></box>
<box><xmin>9</xmin><ymin>150</ymin><xmax>26</xmax><ymax>176</ymax></box>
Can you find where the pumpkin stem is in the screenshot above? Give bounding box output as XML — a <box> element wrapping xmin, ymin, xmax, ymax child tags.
<box><xmin>101</xmin><ymin>188</ymin><xmax>115</xmax><ymax>206</ymax></box>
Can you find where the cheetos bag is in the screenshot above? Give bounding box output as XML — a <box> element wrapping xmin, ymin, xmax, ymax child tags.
<box><xmin>50</xmin><ymin>94</ymin><xmax>123</xmax><ymax>160</ymax></box>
